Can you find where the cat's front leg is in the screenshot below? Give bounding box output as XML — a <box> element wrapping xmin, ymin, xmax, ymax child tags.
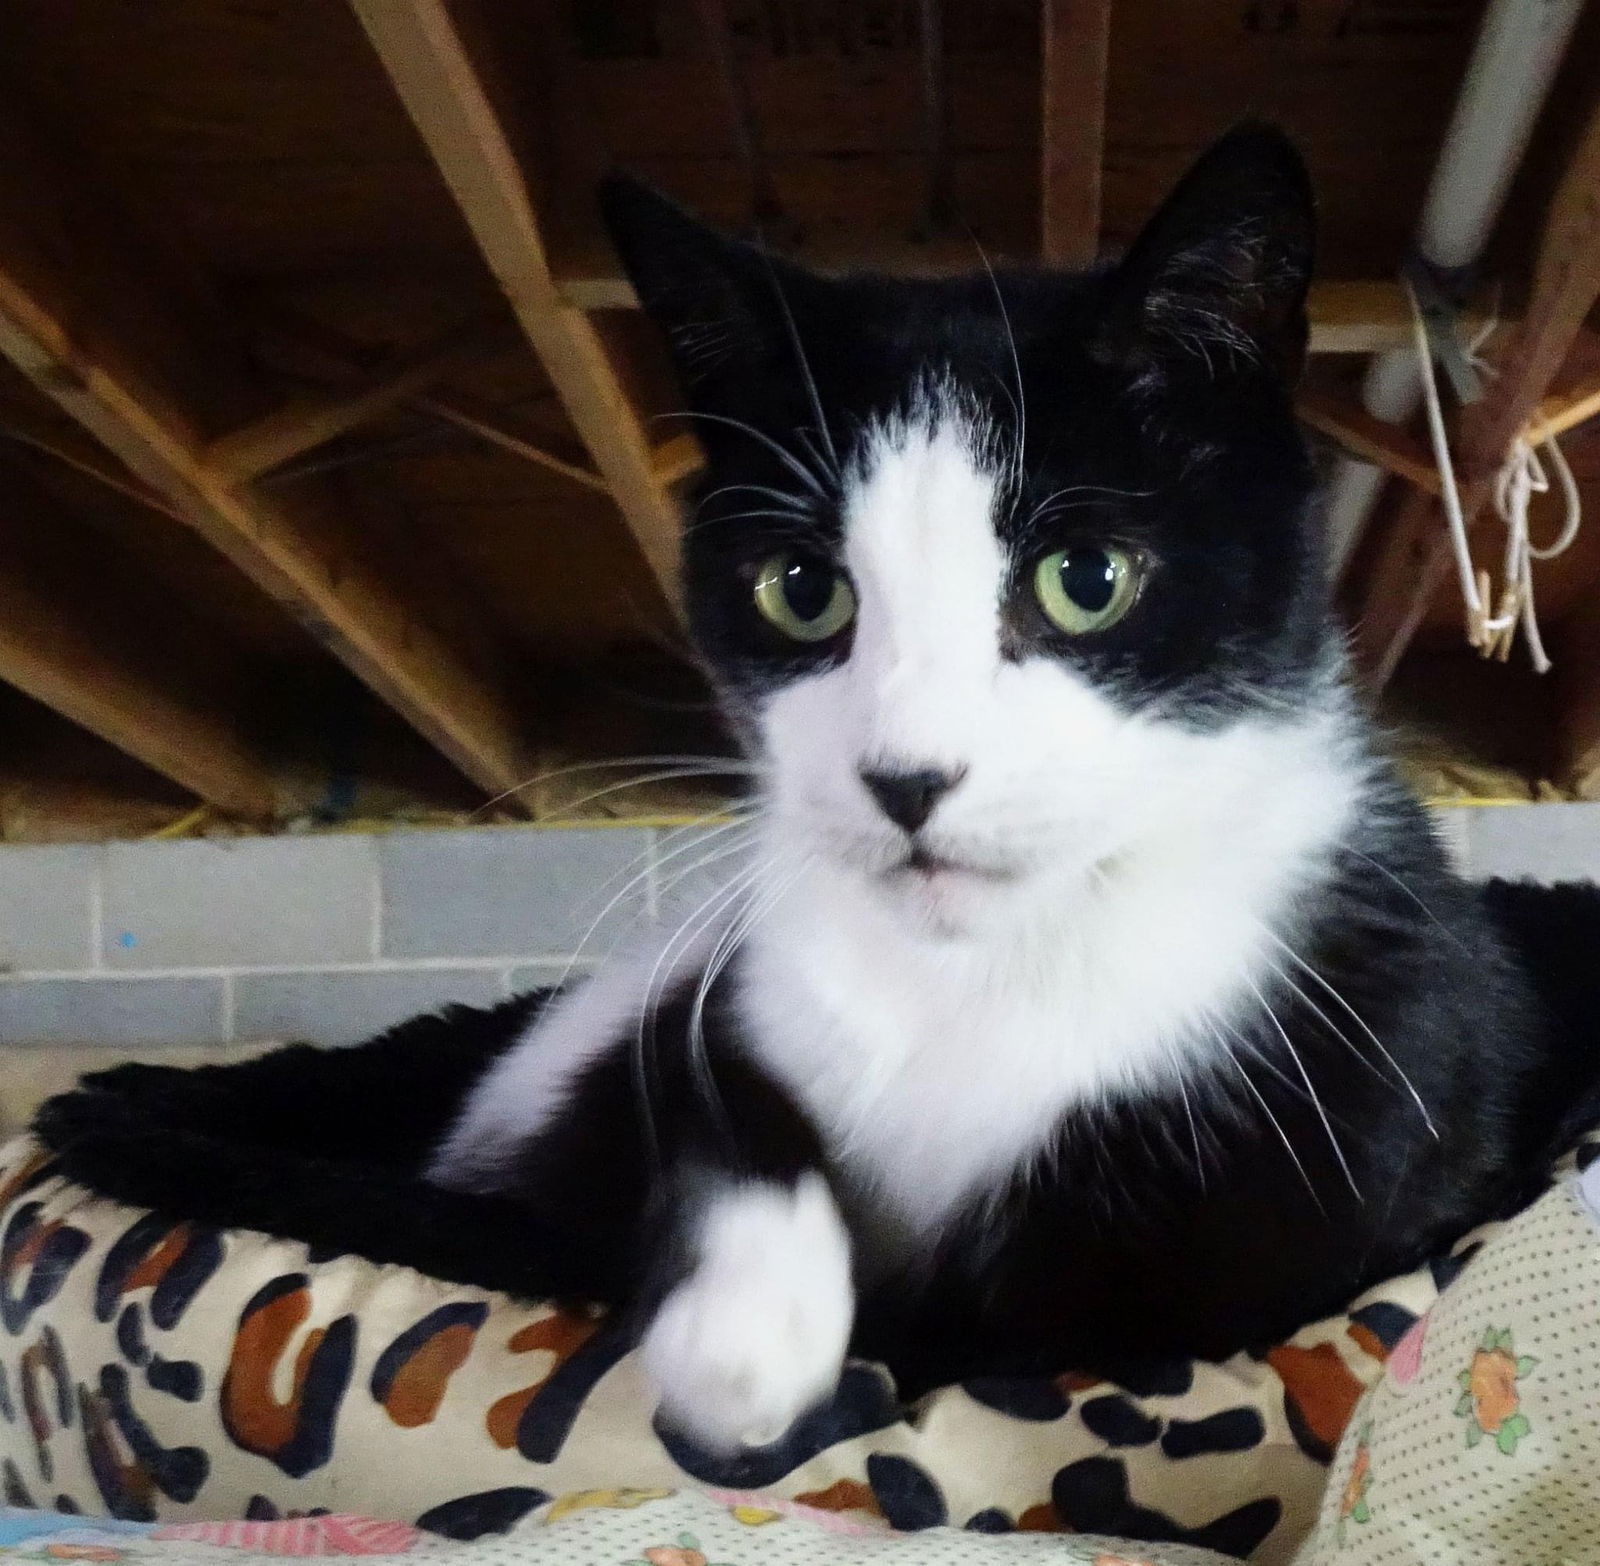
<box><xmin>644</xmin><ymin>1169</ymin><xmax>854</xmax><ymax>1451</ymax></box>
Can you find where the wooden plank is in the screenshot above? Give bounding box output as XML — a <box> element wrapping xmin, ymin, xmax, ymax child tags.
<box><xmin>201</xmin><ymin>316</ymin><xmax>511</xmax><ymax>483</ymax></box>
<box><xmin>0</xmin><ymin>394</ymin><xmax>186</xmax><ymax>521</ymax></box>
<box><xmin>418</xmin><ymin>389</ymin><xmax>610</xmax><ymax>490</ymax></box>
<box><xmin>1041</xmin><ymin>0</ymin><xmax>1112</xmax><ymax>266</ymax></box>
<box><xmin>556</xmin><ymin>258</ymin><xmax>1488</xmax><ymax>356</ymax></box>
<box><xmin>1297</xmin><ymin>389</ymin><xmax>1440</xmax><ymax>496</ymax></box>
<box><xmin>1531</xmin><ymin>371</ymin><xmax>1600</xmax><ymax>443</ymax></box>
<box><xmin>245</xmin><ymin>304</ymin><xmax>619</xmax><ymax>491</ymax></box>
<box><xmin>1352</xmin><ymin>89</ymin><xmax>1600</xmax><ymax>689</ymax></box>
<box><xmin>351</xmin><ymin>0</ymin><xmax>685</xmax><ymax>610</ymax></box>
<box><xmin>650</xmin><ymin>432</ymin><xmax>706</xmax><ymax>487</ymax></box>
<box><xmin>0</xmin><ymin>84</ymin><xmax>535</xmax><ymax>803</ymax></box>
<box><xmin>0</xmin><ymin>462</ymin><xmax>279</xmax><ymax>819</ymax></box>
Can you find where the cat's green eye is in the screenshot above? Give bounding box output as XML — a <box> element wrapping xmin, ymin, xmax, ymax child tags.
<box><xmin>1033</xmin><ymin>545</ymin><xmax>1142</xmax><ymax>635</ymax></box>
<box><xmin>753</xmin><ymin>552</ymin><xmax>856</xmax><ymax>642</ymax></box>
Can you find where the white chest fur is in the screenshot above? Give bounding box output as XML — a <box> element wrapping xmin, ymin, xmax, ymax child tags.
<box><xmin>736</xmin><ymin>723</ymin><xmax>1363</xmax><ymax>1250</ymax></box>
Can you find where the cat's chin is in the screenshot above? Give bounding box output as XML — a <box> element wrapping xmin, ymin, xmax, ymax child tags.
<box><xmin>872</xmin><ymin>854</ymin><xmax>1021</xmax><ymax>938</ymax></box>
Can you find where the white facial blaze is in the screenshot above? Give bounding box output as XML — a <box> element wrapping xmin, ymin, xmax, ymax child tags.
<box><xmin>841</xmin><ymin>415</ymin><xmax>1007</xmax><ymax>770</ymax></box>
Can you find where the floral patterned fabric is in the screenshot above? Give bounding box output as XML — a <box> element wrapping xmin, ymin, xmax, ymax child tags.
<box><xmin>0</xmin><ymin>1133</ymin><xmax>1582</xmax><ymax>1565</ymax></box>
<box><xmin>1296</xmin><ymin>1153</ymin><xmax>1600</xmax><ymax>1564</ymax></box>
<box><xmin>0</xmin><ymin>1491</ymin><xmax>1235</xmax><ymax>1566</ymax></box>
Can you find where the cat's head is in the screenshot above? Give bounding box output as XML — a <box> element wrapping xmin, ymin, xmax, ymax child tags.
<box><xmin>603</xmin><ymin>127</ymin><xmax>1345</xmax><ymax>939</ymax></box>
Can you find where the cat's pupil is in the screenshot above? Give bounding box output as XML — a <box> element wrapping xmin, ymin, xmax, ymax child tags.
<box><xmin>1058</xmin><ymin>548</ymin><xmax>1116</xmax><ymax>613</ymax></box>
<box><xmin>782</xmin><ymin>558</ymin><xmax>835</xmax><ymax>622</ymax></box>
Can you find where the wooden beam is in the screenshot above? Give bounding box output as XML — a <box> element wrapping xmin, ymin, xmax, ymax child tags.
<box><xmin>1041</xmin><ymin>0</ymin><xmax>1112</xmax><ymax>266</ymax></box>
<box><xmin>0</xmin><ymin>463</ymin><xmax>279</xmax><ymax>820</ymax></box>
<box><xmin>1531</xmin><ymin>371</ymin><xmax>1600</xmax><ymax>444</ymax></box>
<box><xmin>1352</xmin><ymin>89</ymin><xmax>1600</xmax><ymax>688</ymax></box>
<box><xmin>351</xmin><ymin>0</ymin><xmax>685</xmax><ymax>609</ymax></box>
<box><xmin>650</xmin><ymin>432</ymin><xmax>706</xmax><ymax>488</ymax></box>
<box><xmin>0</xmin><ymin>85</ymin><xmax>535</xmax><ymax>802</ymax></box>
<box><xmin>247</xmin><ymin>305</ymin><xmax>618</xmax><ymax>491</ymax></box>
<box><xmin>555</xmin><ymin>251</ymin><xmax>1489</xmax><ymax>356</ymax></box>
<box><xmin>417</xmin><ymin>389</ymin><xmax>610</xmax><ymax>490</ymax></box>
<box><xmin>201</xmin><ymin>317</ymin><xmax>511</xmax><ymax>484</ymax></box>
<box><xmin>0</xmin><ymin>395</ymin><xmax>185</xmax><ymax>521</ymax></box>
<box><xmin>1297</xmin><ymin>389</ymin><xmax>1440</xmax><ymax>495</ymax></box>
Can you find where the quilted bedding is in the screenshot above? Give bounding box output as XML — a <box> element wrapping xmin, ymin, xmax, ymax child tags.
<box><xmin>7</xmin><ymin>1126</ymin><xmax>1587</xmax><ymax>1566</ymax></box>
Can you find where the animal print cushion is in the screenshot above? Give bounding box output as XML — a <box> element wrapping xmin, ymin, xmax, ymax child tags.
<box><xmin>0</xmin><ymin>1135</ymin><xmax>1564</xmax><ymax>1565</ymax></box>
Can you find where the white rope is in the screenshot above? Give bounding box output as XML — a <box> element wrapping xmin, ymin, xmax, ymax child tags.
<box><xmin>1404</xmin><ymin>278</ymin><xmax>1583</xmax><ymax>674</ymax></box>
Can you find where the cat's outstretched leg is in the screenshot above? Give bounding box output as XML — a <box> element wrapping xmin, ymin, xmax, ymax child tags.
<box><xmin>427</xmin><ymin>958</ymin><xmax>855</xmax><ymax>1451</ymax></box>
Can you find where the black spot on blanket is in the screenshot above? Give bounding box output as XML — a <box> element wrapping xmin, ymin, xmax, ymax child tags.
<box><xmin>1052</xmin><ymin>1455</ymin><xmax>1281</xmax><ymax>1559</ymax></box>
<box><xmin>416</xmin><ymin>1488</ymin><xmax>550</xmax><ymax>1540</ymax></box>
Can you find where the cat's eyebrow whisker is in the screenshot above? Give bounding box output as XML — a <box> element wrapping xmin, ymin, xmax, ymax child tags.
<box><xmin>970</xmin><ymin>231</ymin><xmax>1026</xmax><ymax>508</ymax></box>
<box><xmin>1025</xmin><ymin>499</ymin><xmax>1128</xmax><ymax>531</ymax></box>
<box><xmin>1026</xmin><ymin>482</ymin><xmax>1158</xmax><ymax>528</ymax></box>
<box><xmin>1243</xmin><ymin>975</ymin><xmax>1363</xmax><ymax>1202</ymax></box>
<box><xmin>681</xmin><ymin>508</ymin><xmax>825</xmax><ymax>539</ymax></box>
<box><xmin>754</xmin><ymin>246</ymin><xmax>841</xmax><ymax>482</ymax></box>
<box><xmin>795</xmin><ymin>424</ymin><xmax>838</xmax><ymax>490</ymax></box>
<box><xmin>697</xmin><ymin>481</ymin><xmax>816</xmax><ymax>514</ymax></box>
<box><xmin>661</xmin><ymin>409</ymin><xmax>831</xmax><ymax>499</ymax></box>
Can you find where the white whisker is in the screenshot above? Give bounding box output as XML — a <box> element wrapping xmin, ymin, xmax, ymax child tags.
<box><xmin>1217</xmin><ymin>1028</ymin><xmax>1327</xmax><ymax>1216</ymax></box>
<box><xmin>1244</xmin><ymin>976</ymin><xmax>1362</xmax><ymax>1202</ymax></box>
<box><xmin>1263</xmin><ymin>929</ymin><xmax>1439</xmax><ymax>1138</ymax></box>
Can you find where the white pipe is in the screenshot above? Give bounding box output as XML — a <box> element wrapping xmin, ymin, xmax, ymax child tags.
<box><xmin>1324</xmin><ymin>0</ymin><xmax>1584</xmax><ymax>576</ymax></box>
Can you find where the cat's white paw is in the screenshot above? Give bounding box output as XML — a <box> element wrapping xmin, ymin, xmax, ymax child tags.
<box><xmin>642</xmin><ymin>1174</ymin><xmax>854</xmax><ymax>1452</ymax></box>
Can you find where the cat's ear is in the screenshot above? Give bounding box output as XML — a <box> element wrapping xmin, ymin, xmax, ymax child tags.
<box><xmin>599</xmin><ymin>173</ymin><xmax>820</xmax><ymax>395</ymax></box>
<box><xmin>1100</xmin><ymin>123</ymin><xmax>1315</xmax><ymax>380</ymax></box>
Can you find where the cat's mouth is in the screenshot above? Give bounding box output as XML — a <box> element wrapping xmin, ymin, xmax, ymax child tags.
<box><xmin>888</xmin><ymin>844</ymin><xmax>1016</xmax><ymax>885</ymax></box>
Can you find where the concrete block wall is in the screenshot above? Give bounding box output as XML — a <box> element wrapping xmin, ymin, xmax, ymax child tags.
<box><xmin>0</xmin><ymin>824</ymin><xmax>741</xmax><ymax>1049</ymax></box>
<box><xmin>0</xmin><ymin>804</ymin><xmax>1594</xmax><ymax>1052</ymax></box>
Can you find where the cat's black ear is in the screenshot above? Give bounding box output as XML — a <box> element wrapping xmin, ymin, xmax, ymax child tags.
<box><xmin>599</xmin><ymin>173</ymin><xmax>817</xmax><ymax>394</ymax></box>
<box><xmin>1101</xmin><ymin>123</ymin><xmax>1315</xmax><ymax>380</ymax></box>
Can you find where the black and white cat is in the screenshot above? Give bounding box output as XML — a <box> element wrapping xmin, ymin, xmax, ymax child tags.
<box><xmin>428</xmin><ymin>127</ymin><xmax>1600</xmax><ymax>1453</ymax></box>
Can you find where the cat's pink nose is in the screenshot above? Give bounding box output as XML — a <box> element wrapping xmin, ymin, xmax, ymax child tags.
<box><xmin>859</xmin><ymin>765</ymin><xmax>965</xmax><ymax>834</ymax></box>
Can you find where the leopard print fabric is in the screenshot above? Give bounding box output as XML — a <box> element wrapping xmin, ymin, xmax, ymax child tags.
<box><xmin>0</xmin><ymin>1135</ymin><xmax>1506</xmax><ymax>1564</ymax></box>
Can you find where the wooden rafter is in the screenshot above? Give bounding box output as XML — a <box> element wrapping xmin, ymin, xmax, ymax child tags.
<box><xmin>202</xmin><ymin>315</ymin><xmax>512</xmax><ymax>484</ymax></box>
<box><xmin>0</xmin><ymin>394</ymin><xmax>185</xmax><ymax>522</ymax></box>
<box><xmin>0</xmin><ymin>84</ymin><xmax>535</xmax><ymax>804</ymax></box>
<box><xmin>556</xmin><ymin>265</ymin><xmax>1488</xmax><ymax>362</ymax></box>
<box><xmin>1350</xmin><ymin>90</ymin><xmax>1600</xmax><ymax>689</ymax></box>
<box><xmin>248</xmin><ymin>307</ymin><xmax>611</xmax><ymax>492</ymax></box>
<box><xmin>1297</xmin><ymin>389</ymin><xmax>1442</xmax><ymax>496</ymax></box>
<box><xmin>351</xmin><ymin>0</ymin><xmax>690</xmax><ymax>612</ymax></box>
<box><xmin>1041</xmin><ymin>0</ymin><xmax>1113</xmax><ymax>266</ymax></box>
<box><xmin>1531</xmin><ymin>370</ymin><xmax>1600</xmax><ymax>444</ymax></box>
<box><xmin>0</xmin><ymin>459</ymin><xmax>278</xmax><ymax>819</ymax></box>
